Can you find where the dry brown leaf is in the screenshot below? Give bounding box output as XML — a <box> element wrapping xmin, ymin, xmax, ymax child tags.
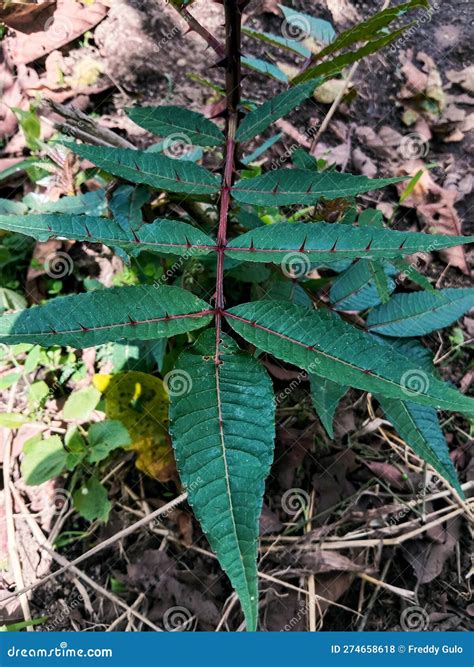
<box><xmin>352</xmin><ymin>146</ymin><xmax>377</xmax><ymax>177</ymax></box>
<box><xmin>397</xmin><ymin>162</ymin><xmax>469</xmax><ymax>274</ymax></box>
<box><xmin>447</xmin><ymin>65</ymin><xmax>474</xmax><ymax>94</ymax></box>
<box><xmin>4</xmin><ymin>0</ymin><xmax>108</xmax><ymax>65</ymax></box>
<box><xmin>325</xmin><ymin>0</ymin><xmax>360</xmax><ymax>25</ymax></box>
<box><xmin>0</xmin><ymin>0</ymin><xmax>56</xmax><ymax>32</ymax></box>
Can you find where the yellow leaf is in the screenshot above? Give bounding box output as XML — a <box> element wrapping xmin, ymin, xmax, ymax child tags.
<box><xmin>102</xmin><ymin>372</ymin><xmax>175</xmax><ymax>482</ymax></box>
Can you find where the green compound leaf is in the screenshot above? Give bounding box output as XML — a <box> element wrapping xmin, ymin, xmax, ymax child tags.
<box><xmin>378</xmin><ymin>397</ymin><xmax>463</xmax><ymax>496</ymax></box>
<box><xmin>64</xmin><ymin>143</ymin><xmax>221</xmax><ymax>196</ymax></box>
<box><xmin>309</xmin><ymin>375</ymin><xmax>348</xmax><ymax>439</ymax></box>
<box><xmin>126</xmin><ymin>106</ymin><xmax>224</xmax><ymax>147</ymax></box>
<box><xmin>0</xmin><ymin>285</ymin><xmax>213</xmax><ymax>347</ymax></box>
<box><xmin>169</xmin><ymin>330</ymin><xmax>275</xmax><ymax>631</ymax></box>
<box><xmin>236</xmin><ymin>81</ymin><xmax>319</xmax><ymax>143</ymax></box>
<box><xmin>0</xmin><ymin>214</ymin><xmax>216</xmax><ymax>258</ymax></box>
<box><xmin>225</xmin><ymin>301</ymin><xmax>474</xmax><ymax>416</ymax></box>
<box><xmin>367</xmin><ymin>288</ymin><xmax>474</xmax><ymax>337</ymax></box>
<box><xmin>231</xmin><ymin>171</ymin><xmax>405</xmax><ymax>205</ymax></box>
<box><xmin>226</xmin><ymin>222</ymin><xmax>473</xmax><ymax>263</ymax></box>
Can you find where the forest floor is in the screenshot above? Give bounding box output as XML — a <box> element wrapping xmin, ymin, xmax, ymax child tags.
<box><xmin>0</xmin><ymin>0</ymin><xmax>473</xmax><ymax>632</ymax></box>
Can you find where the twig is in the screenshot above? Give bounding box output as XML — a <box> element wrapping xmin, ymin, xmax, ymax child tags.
<box><xmin>4</xmin><ymin>492</ymin><xmax>188</xmax><ymax>602</ymax></box>
<box><xmin>10</xmin><ymin>484</ymin><xmax>163</xmax><ymax>632</ymax></box>
<box><xmin>2</xmin><ymin>384</ymin><xmax>33</xmax><ymax>629</ymax></box>
<box><xmin>44</xmin><ymin>100</ymin><xmax>135</xmax><ymax>149</ymax></box>
<box><xmin>310</xmin><ymin>61</ymin><xmax>359</xmax><ymax>154</ymax></box>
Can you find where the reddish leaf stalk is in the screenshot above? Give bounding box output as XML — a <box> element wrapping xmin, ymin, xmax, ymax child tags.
<box><xmin>215</xmin><ymin>0</ymin><xmax>242</xmax><ymax>358</ymax></box>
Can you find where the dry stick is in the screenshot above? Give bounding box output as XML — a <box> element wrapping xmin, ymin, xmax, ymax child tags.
<box><xmin>309</xmin><ymin>61</ymin><xmax>359</xmax><ymax>155</ymax></box>
<box><xmin>2</xmin><ymin>383</ymin><xmax>33</xmax><ymax>630</ymax></box>
<box><xmin>106</xmin><ymin>593</ymin><xmax>146</xmax><ymax>632</ymax></box>
<box><xmin>305</xmin><ymin>492</ymin><xmax>319</xmax><ymax>631</ymax></box>
<box><xmin>9</xmin><ymin>484</ymin><xmax>163</xmax><ymax>633</ymax></box>
<box><xmin>4</xmin><ymin>492</ymin><xmax>188</xmax><ymax>602</ymax></box>
<box><xmin>45</xmin><ymin>100</ymin><xmax>135</xmax><ymax>149</ymax></box>
<box><xmin>357</xmin><ymin>558</ymin><xmax>392</xmax><ymax>631</ymax></box>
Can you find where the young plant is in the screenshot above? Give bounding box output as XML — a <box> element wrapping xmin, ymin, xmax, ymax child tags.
<box><xmin>1</xmin><ymin>0</ymin><xmax>473</xmax><ymax>630</ymax></box>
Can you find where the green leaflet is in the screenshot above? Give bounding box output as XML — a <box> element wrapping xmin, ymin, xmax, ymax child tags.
<box><xmin>64</xmin><ymin>143</ymin><xmax>221</xmax><ymax>196</ymax></box>
<box><xmin>299</xmin><ymin>0</ymin><xmax>428</xmax><ymax>69</ymax></box>
<box><xmin>330</xmin><ymin>260</ymin><xmax>396</xmax><ymax>311</ymax></box>
<box><xmin>309</xmin><ymin>374</ymin><xmax>348</xmax><ymax>439</ymax></box>
<box><xmin>242</xmin><ymin>26</ymin><xmax>311</xmax><ymax>58</ymax></box>
<box><xmin>373</xmin><ymin>337</ymin><xmax>462</xmax><ymax>494</ymax></box>
<box><xmin>169</xmin><ymin>330</ymin><xmax>275</xmax><ymax>631</ymax></box>
<box><xmin>125</xmin><ymin>106</ymin><xmax>224</xmax><ymax>147</ymax></box>
<box><xmin>292</xmin><ymin>24</ymin><xmax>414</xmax><ymax>84</ymax></box>
<box><xmin>279</xmin><ymin>5</ymin><xmax>335</xmax><ymax>44</ymax></box>
<box><xmin>236</xmin><ymin>81</ymin><xmax>319</xmax><ymax>143</ymax></box>
<box><xmin>241</xmin><ymin>55</ymin><xmax>288</xmax><ymax>83</ymax></box>
<box><xmin>367</xmin><ymin>288</ymin><xmax>474</xmax><ymax>337</ymax></box>
<box><xmin>231</xmin><ymin>171</ymin><xmax>405</xmax><ymax>205</ymax></box>
<box><xmin>109</xmin><ymin>185</ymin><xmax>150</xmax><ymax>232</ymax></box>
<box><xmin>225</xmin><ymin>301</ymin><xmax>474</xmax><ymax>416</ymax></box>
<box><xmin>226</xmin><ymin>222</ymin><xmax>474</xmax><ymax>262</ymax></box>
<box><xmin>377</xmin><ymin>397</ymin><xmax>462</xmax><ymax>496</ymax></box>
<box><xmin>0</xmin><ymin>214</ymin><xmax>216</xmax><ymax>258</ymax></box>
<box><xmin>0</xmin><ymin>285</ymin><xmax>212</xmax><ymax>347</ymax></box>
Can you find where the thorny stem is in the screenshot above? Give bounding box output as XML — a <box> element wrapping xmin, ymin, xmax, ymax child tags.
<box><xmin>179</xmin><ymin>6</ymin><xmax>226</xmax><ymax>59</ymax></box>
<box><xmin>214</xmin><ymin>0</ymin><xmax>243</xmax><ymax>360</ymax></box>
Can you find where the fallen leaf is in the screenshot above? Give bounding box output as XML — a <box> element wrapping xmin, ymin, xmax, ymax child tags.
<box><xmin>314</xmin><ymin>78</ymin><xmax>352</xmax><ymax>104</ymax></box>
<box><xmin>4</xmin><ymin>0</ymin><xmax>108</xmax><ymax>66</ymax></box>
<box><xmin>447</xmin><ymin>65</ymin><xmax>474</xmax><ymax>94</ymax></box>
<box><xmin>396</xmin><ymin>162</ymin><xmax>469</xmax><ymax>274</ymax></box>
<box><xmin>98</xmin><ymin>372</ymin><xmax>176</xmax><ymax>482</ymax></box>
<box><xmin>352</xmin><ymin>147</ymin><xmax>377</xmax><ymax>177</ymax></box>
<box><xmin>0</xmin><ymin>1</ymin><xmax>56</xmax><ymax>32</ymax></box>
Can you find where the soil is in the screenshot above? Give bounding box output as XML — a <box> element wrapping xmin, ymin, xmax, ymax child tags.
<box><xmin>1</xmin><ymin>0</ymin><xmax>473</xmax><ymax>633</ymax></box>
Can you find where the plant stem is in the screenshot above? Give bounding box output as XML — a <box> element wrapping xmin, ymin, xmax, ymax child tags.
<box><xmin>180</xmin><ymin>6</ymin><xmax>225</xmax><ymax>59</ymax></box>
<box><xmin>215</xmin><ymin>0</ymin><xmax>242</xmax><ymax>356</ymax></box>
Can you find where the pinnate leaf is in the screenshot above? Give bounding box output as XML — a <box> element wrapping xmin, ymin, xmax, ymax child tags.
<box><xmin>330</xmin><ymin>260</ymin><xmax>397</xmax><ymax>311</ymax></box>
<box><xmin>309</xmin><ymin>375</ymin><xmax>347</xmax><ymax>439</ymax></box>
<box><xmin>231</xmin><ymin>171</ymin><xmax>405</xmax><ymax>205</ymax></box>
<box><xmin>225</xmin><ymin>301</ymin><xmax>474</xmax><ymax>415</ymax></box>
<box><xmin>169</xmin><ymin>330</ymin><xmax>275</xmax><ymax>630</ymax></box>
<box><xmin>302</xmin><ymin>0</ymin><xmax>428</xmax><ymax>68</ymax></box>
<box><xmin>378</xmin><ymin>397</ymin><xmax>462</xmax><ymax>495</ymax></box>
<box><xmin>226</xmin><ymin>222</ymin><xmax>473</xmax><ymax>263</ymax></box>
<box><xmin>0</xmin><ymin>285</ymin><xmax>213</xmax><ymax>347</ymax></box>
<box><xmin>367</xmin><ymin>288</ymin><xmax>474</xmax><ymax>337</ymax></box>
<box><xmin>65</xmin><ymin>143</ymin><xmax>220</xmax><ymax>195</ymax></box>
<box><xmin>0</xmin><ymin>214</ymin><xmax>216</xmax><ymax>257</ymax></box>
<box><xmin>126</xmin><ymin>106</ymin><xmax>224</xmax><ymax>147</ymax></box>
<box><xmin>236</xmin><ymin>81</ymin><xmax>318</xmax><ymax>143</ymax></box>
